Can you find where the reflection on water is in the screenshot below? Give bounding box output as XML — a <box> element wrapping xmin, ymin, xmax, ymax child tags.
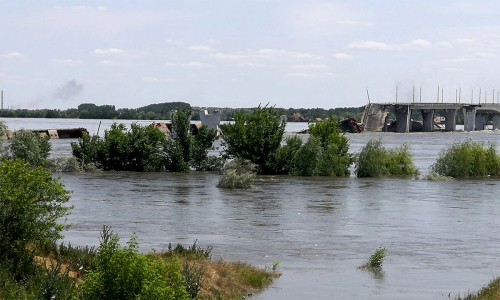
<box><xmin>3</xmin><ymin>119</ymin><xmax>500</xmax><ymax>299</ymax></box>
<box><xmin>60</xmin><ymin>172</ymin><xmax>500</xmax><ymax>300</ymax></box>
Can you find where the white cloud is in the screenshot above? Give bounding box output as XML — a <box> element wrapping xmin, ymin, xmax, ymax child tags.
<box><xmin>286</xmin><ymin>72</ymin><xmax>333</xmax><ymax>78</ymax></box>
<box><xmin>1</xmin><ymin>52</ymin><xmax>23</xmax><ymax>59</ymax></box>
<box><xmin>334</xmin><ymin>53</ymin><xmax>353</xmax><ymax>60</ymax></box>
<box><xmin>188</xmin><ymin>45</ymin><xmax>215</xmax><ymax>52</ymax></box>
<box><xmin>142</xmin><ymin>76</ymin><xmax>174</xmax><ymax>83</ymax></box>
<box><xmin>286</xmin><ymin>72</ymin><xmax>315</xmax><ymax>78</ymax></box>
<box><xmin>454</xmin><ymin>38</ymin><xmax>476</xmax><ymax>45</ymax></box>
<box><xmin>348</xmin><ymin>41</ymin><xmax>390</xmax><ymax>50</ymax></box>
<box><xmin>183</xmin><ymin>61</ymin><xmax>210</xmax><ymax>68</ymax></box>
<box><xmin>51</xmin><ymin>59</ymin><xmax>83</xmax><ymax>65</ymax></box>
<box><xmin>293</xmin><ymin>64</ymin><xmax>329</xmax><ymax>70</ymax></box>
<box><xmin>409</xmin><ymin>39</ymin><xmax>432</xmax><ymax>48</ymax></box>
<box><xmin>338</xmin><ymin>19</ymin><xmax>372</xmax><ymax>26</ymax></box>
<box><xmin>348</xmin><ymin>39</ymin><xmax>440</xmax><ymax>51</ymax></box>
<box><xmin>287</xmin><ymin>3</ymin><xmax>368</xmax><ymax>37</ymax></box>
<box><xmin>93</xmin><ymin>48</ymin><xmax>124</xmax><ymax>55</ymax></box>
<box><xmin>210</xmin><ymin>49</ymin><xmax>322</xmax><ymax>65</ymax></box>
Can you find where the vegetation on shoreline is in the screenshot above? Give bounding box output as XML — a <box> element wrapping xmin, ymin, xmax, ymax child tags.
<box><xmin>452</xmin><ymin>277</ymin><xmax>500</xmax><ymax>300</ymax></box>
<box><xmin>431</xmin><ymin>140</ymin><xmax>500</xmax><ymax>178</ymax></box>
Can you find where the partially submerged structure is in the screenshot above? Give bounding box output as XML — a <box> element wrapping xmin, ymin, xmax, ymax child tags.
<box><xmin>362</xmin><ymin>102</ymin><xmax>500</xmax><ymax>132</ymax></box>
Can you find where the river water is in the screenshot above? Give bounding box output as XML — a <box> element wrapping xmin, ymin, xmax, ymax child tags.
<box><xmin>3</xmin><ymin>118</ymin><xmax>500</xmax><ymax>299</ymax></box>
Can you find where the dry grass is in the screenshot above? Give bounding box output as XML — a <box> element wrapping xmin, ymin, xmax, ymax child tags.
<box><xmin>197</xmin><ymin>260</ymin><xmax>280</xmax><ymax>300</ymax></box>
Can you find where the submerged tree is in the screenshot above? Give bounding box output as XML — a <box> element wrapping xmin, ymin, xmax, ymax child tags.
<box><xmin>430</xmin><ymin>140</ymin><xmax>500</xmax><ymax>178</ymax></box>
<box><xmin>355</xmin><ymin>139</ymin><xmax>418</xmax><ymax>177</ymax></box>
<box><xmin>221</xmin><ymin>105</ymin><xmax>285</xmax><ymax>174</ymax></box>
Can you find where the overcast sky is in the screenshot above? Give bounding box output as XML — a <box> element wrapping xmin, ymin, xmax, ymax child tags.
<box><xmin>1</xmin><ymin>1</ymin><xmax>499</xmax><ymax>109</ymax></box>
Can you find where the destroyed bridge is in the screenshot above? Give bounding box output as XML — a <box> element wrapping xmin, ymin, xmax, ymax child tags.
<box><xmin>362</xmin><ymin>102</ymin><xmax>500</xmax><ymax>132</ymax></box>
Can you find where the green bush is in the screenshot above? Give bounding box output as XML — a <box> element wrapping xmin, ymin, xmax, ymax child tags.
<box><xmin>82</xmin><ymin>227</ymin><xmax>189</xmax><ymax>300</ymax></box>
<box><xmin>217</xmin><ymin>158</ymin><xmax>256</xmax><ymax>189</ymax></box>
<box><xmin>290</xmin><ymin>117</ymin><xmax>352</xmax><ymax>176</ymax></box>
<box><xmin>292</xmin><ymin>136</ymin><xmax>322</xmax><ymax>176</ymax></box>
<box><xmin>190</xmin><ymin>126</ymin><xmax>221</xmax><ymax>171</ymax></box>
<box><xmin>356</xmin><ymin>139</ymin><xmax>418</xmax><ymax>177</ymax></box>
<box><xmin>266</xmin><ymin>135</ymin><xmax>303</xmax><ymax>175</ymax></box>
<box><xmin>431</xmin><ymin>140</ymin><xmax>500</xmax><ymax>178</ymax></box>
<box><xmin>72</xmin><ymin>120</ymin><xmax>217</xmax><ymax>172</ymax></box>
<box><xmin>8</xmin><ymin>130</ymin><xmax>51</xmax><ymax>167</ymax></box>
<box><xmin>0</xmin><ymin>159</ymin><xmax>71</xmax><ymax>279</ymax></box>
<box><xmin>359</xmin><ymin>247</ymin><xmax>387</xmax><ymax>271</ymax></box>
<box><xmin>221</xmin><ymin>105</ymin><xmax>285</xmax><ymax>174</ymax></box>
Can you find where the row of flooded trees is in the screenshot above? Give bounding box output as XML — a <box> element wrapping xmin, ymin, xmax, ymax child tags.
<box><xmin>4</xmin><ymin>105</ymin><xmax>495</xmax><ymax>181</ymax></box>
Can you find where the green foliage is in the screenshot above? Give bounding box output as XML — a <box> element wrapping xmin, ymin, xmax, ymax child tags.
<box><xmin>0</xmin><ymin>120</ymin><xmax>7</xmax><ymax>138</ymax></box>
<box><xmin>8</xmin><ymin>130</ymin><xmax>51</xmax><ymax>167</ymax></box>
<box><xmin>221</xmin><ymin>105</ymin><xmax>285</xmax><ymax>174</ymax></box>
<box><xmin>72</xmin><ymin>123</ymin><xmax>168</xmax><ymax>172</ymax></box>
<box><xmin>163</xmin><ymin>240</ymin><xmax>213</xmax><ymax>260</ymax></box>
<box><xmin>266</xmin><ymin>136</ymin><xmax>303</xmax><ymax>175</ymax></box>
<box><xmin>289</xmin><ymin>118</ymin><xmax>352</xmax><ymax>176</ymax></box>
<box><xmin>0</xmin><ymin>159</ymin><xmax>71</xmax><ymax>279</ymax></box>
<box><xmin>359</xmin><ymin>247</ymin><xmax>387</xmax><ymax>272</ymax></box>
<box><xmin>356</xmin><ymin>139</ymin><xmax>418</xmax><ymax>177</ymax></box>
<box><xmin>172</xmin><ymin>109</ymin><xmax>192</xmax><ymax>163</ymax></box>
<box><xmin>217</xmin><ymin>158</ymin><xmax>256</xmax><ymax>189</ymax></box>
<box><xmin>431</xmin><ymin>140</ymin><xmax>500</xmax><ymax>178</ymax></box>
<box><xmin>190</xmin><ymin>126</ymin><xmax>220</xmax><ymax>171</ymax></box>
<box><xmin>78</xmin><ymin>103</ymin><xmax>117</xmax><ymax>119</ymax></box>
<box><xmin>82</xmin><ymin>227</ymin><xmax>189</xmax><ymax>300</ymax></box>
<box><xmin>292</xmin><ymin>136</ymin><xmax>322</xmax><ymax>176</ymax></box>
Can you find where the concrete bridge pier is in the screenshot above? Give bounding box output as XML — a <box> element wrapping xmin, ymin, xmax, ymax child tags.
<box><xmin>493</xmin><ymin>115</ymin><xmax>500</xmax><ymax>130</ymax></box>
<box><xmin>444</xmin><ymin>109</ymin><xmax>457</xmax><ymax>131</ymax></box>
<box><xmin>463</xmin><ymin>107</ymin><xmax>477</xmax><ymax>131</ymax></box>
<box><xmin>475</xmin><ymin>114</ymin><xmax>488</xmax><ymax>131</ymax></box>
<box><xmin>395</xmin><ymin>105</ymin><xmax>411</xmax><ymax>133</ymax></box>
<box><xmin>421</xmin><ymin>109</ymin><xmax>434</xmax><ymax>132</ymax></box>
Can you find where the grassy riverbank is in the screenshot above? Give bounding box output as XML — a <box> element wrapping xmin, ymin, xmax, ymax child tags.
<box><xmin>0</xmin><ymin>238</ymin><xmax>280</xmax><ymax>300</ymax></box>
<box><xmin>454</xmin><ymin>278</ymin><xmax>500</xmax><ymax>300</ymax></box>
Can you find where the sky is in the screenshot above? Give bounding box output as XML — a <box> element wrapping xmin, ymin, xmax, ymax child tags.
<box><xmin>1</xmin><ymin>1</ymin><xmax>500</xmax><ymax>110</ymax></box>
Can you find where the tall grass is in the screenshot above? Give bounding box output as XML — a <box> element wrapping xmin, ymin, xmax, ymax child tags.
<box><xmin>431</xmin><ymin>140</ymin><xmax>500</xmax><ymax>178</ymax></box>
<box><xmin>356</xmin><ymin>139</ymin><xmax>418</xmax><ymax>177</ymax></box>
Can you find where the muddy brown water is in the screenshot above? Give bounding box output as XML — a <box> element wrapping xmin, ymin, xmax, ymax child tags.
<box><xmin>4</xmin><ymin>118</ymin><xmax>500</xmax><ymax>299</ymax></box>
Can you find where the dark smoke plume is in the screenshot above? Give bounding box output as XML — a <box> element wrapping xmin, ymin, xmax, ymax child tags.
<box><xmin>53</xmin><ymin>79</ymin><xmax>83</xmax><ymax>100</ymax></box>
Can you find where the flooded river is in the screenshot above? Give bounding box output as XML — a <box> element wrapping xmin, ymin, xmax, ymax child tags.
<box><xmin>4</xmin><ymin>118</ymin><xmax>500</xmax><ymax>299</ymax></box>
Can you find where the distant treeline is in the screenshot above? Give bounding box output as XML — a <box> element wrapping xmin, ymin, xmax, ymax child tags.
<box><xmin>0</xmin><ymin>101</ymin><xmax>366</xmax><ymax>121</ymax></box>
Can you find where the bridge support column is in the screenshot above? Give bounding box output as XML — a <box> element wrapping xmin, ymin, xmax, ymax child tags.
<box><xmin>475</xmin><ymin>114</ymin><xmax>488</xmax><ymax>131</ymax></box>
<box><xmin>463</xmin><ymin>107</ymin><xmax>477</xmax><ymax>131</ymax></box>
<box><xmin>493</xmin><ymin>115</ymin><xmax>500</xmax><ymax>130</ymax></box>
<box><xmin>421</xmin><ymin>109</ymin><xmax>434</xmax><ymax>132</ymax></box>
<box><xmin>395</xmin><ymin>105</ymin><xmax>411</xmax><ymax>133</ymax></box>
<box><xmin>444</xmin><ymin>109</ymin><xmax>457</xmax><ymax>131</ymax></box>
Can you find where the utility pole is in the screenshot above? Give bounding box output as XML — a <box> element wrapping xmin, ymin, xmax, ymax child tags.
<box><xmin>1</xmin><ymin>90</ymin><xmax>3</xmax><ymax>110</ymax></box>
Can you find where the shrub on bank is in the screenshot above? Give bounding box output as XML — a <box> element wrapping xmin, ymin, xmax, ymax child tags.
<box><xmin>430</xmin><ymin>140</ymin><xmax>500</xmax><ymax>178</ymax></box>
<box><xmin>82</xmin><ymin>227</ymin><xmax>189</xmax><ymax>300</ymax></box>
<box><xmin>0</xmin><ymin>159</ymin><xmax>71</xmax><ymax>280</ymax></box>
<box><xmin>356</xmin><ymin>139</ymin><xmax>418</xmax><ymax>177</ymax></box>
